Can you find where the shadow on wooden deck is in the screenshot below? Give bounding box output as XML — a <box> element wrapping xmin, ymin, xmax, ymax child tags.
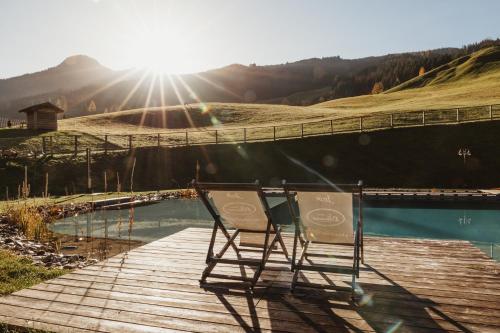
<box><xmin>0</xmin><ymin>227</ymin><xmax>499</xmax><ymax>332</ymax></box>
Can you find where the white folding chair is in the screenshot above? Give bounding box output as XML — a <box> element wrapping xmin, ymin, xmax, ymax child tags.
<box><xmin>193</xmin><ymin>180</ymin><xmax>289</xmax><ymax>289</ymax></box>
<box><xmin>283</xmin><ymin>181</ymin><xmax>364</xmax><ymax>300</ymax></box>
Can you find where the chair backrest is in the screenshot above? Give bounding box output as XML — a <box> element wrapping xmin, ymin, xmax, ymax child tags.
<box><xmin>285</xmin><ymin>182</ymin><xmax>362</xmax><ymax>244</ymax></box>
<box><xmin>208</xmin><ymin>190</ymin><xmax>269</xmax><ymax>231</ymax></box>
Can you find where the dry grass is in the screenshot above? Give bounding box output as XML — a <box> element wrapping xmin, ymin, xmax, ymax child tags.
<box><xmin>2</xmin><ymin>47</ymin><xmax>499</xmax><ymax>153</ymax></box>
<box><xmin>58</xmin><ymin>103</ymin><xmax>343</xmax><ymax>135</ymax></box>
<box><xmin>3</xmin><ymin>205</ymin><xmax>50</xmax><ymax>241</ymax></box>
<box><xmin>317</xmin><ymin>47</ymin><xmax>500</xmax><ymax>113</ymax></box>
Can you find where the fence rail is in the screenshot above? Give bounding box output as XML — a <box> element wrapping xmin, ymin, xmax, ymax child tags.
<box><xmin>1</xmin><ymin>104</ymin><xmax>500</xmax><ymax>156</ymax></box>
<box><xmin>0</xmin><ymin>117</ymin><xmax>24</xmax><ymax>128</ymax></box>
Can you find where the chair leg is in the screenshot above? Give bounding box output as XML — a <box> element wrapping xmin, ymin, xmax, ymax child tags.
<box><xmin>218</xmin><ymin>222</ymin><xmax>240</xmax><ymax>256</ymax></box>
<box><xmin>250</xmin><ymin>234</ymin><xmax>280</xmax><ymax>289</ymax></box>
<box><xmin>291</xmin><ymin>221</ymin><xmax>300</xmax><ymax>271</ymax></box>
<box><xmin>276</xmin><ymin>228</ymin><xmax>290</xmax><ymax>259</ymax></box>
<box><xmin>291</xmin><ymin>241</ymin><xmax>309</xmax><ymax>291</ymax></box>
<box><xmin>200</xmin><ymin>229</ymin><xmax>240</xmax><ymax>284</ymax></box>
<box><xmin>352</xmin><ymin>233</ymin><xmax>359</xmax><ymax>302</ymax></box>
<box><xmin>361</xmin><ymin>229</ymin><xmax>364</xmax><ymax>264</ymax></box>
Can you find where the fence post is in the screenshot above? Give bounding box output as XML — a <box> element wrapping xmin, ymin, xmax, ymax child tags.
<box><xmin>104</xmin><ymin>135</ymin><xmax>108</xmax><ymax>155</ymax></box>
<box><xmin>273</xmin><ymin>126</ymin><xmax>276</xmax><ymax>141</ymax></box>
<box><xmin>456</xmin><ymin>108</ymin><xmax>460</xmax><ymax>123</ymax></box>
<box><xmin>74</xmin><ymin>136</ymin><xmax>78</xmax><ymax>156</ymax></box>
<box><xmin>359</xmin><ymin>117</ymin><xmax>363</xmax><ymax>132</ymax></box>
<box><xmin>243</xmin><ymin>128</ymin><xmax>247</xmax><ymax>143</ymax></box>
<box><xmin>330</xmin><ymin>119</ymin><xmax>333</xmax><ymax>134</ymax></box>
<box><xmin>390</xmin><ymin>114</ymin><xmax>394</xmax><ymax>128</ymax></box>
<box><xmin>104</xmin><ymin>171</ymin><xmax>107</xmax><ymax>193</ymax></box>
<box><xmin>86</xmin><ymin>148</ymin><xmax>91</xmax><ymax>193</ymax></box>
<box><xmin>128</xmin><ymin>135</ymin><xmax>132</xmax><ymax>151</ymax></box>
<box><xmin>42</xmin><ymin>137</ymin><xmax>46</xmax><ymax>154</ymax></box>
<box><xmin>422</xmin><ymin>111</ymin><xmax>426</xmax><ymax>125</ymax></box>
<box><xmin>157</xmin><ymin>133</ymin><xmax>161</xmax><ymax>147</ymax></box>
<box><xmin>215</xmin><ymin>130</ymin><xmax>218</xmax><ymax>144</ymax></box>
<box><xmin>301</xmin><ymin>123</ymin><xmax>304</xmax><ymax>138</ymax></box>
<box><xmin>185</xmin><ymin>131</ymin><xmax>189</xmax><ymax>146</ymax></box>
<box><xmin>490</xmin><ymin>105</ymin><xmax>493</xmax><ymax>120</ymax></box>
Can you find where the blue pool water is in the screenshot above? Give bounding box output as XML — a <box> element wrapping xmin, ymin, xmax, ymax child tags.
<box><xmin>51</xmin><ymin>198</ymin><xmax>500</xmax><ymax>260</ymax></box>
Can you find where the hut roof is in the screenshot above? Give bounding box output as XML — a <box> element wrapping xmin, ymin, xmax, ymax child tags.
<box><xmin>18</xmin><ymin>102</ymin><xmax>65</xmax><ymax>114</ymax></box>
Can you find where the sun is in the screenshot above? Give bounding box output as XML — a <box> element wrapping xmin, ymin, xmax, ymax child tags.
<box><xmin>128</xmin><ymin>29</ymin><xmax>198</xmax><ymax>75</ymax></box>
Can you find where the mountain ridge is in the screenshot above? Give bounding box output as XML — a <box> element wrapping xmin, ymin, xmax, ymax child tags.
<box><xmin>1</xmin><ymin>38</ymin><xmax>499</xmax><ymax>120</ymax></box>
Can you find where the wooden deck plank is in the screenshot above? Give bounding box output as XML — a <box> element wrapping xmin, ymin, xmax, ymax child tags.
<box><xmin>1</xmin><ymin>227</ymin><xmax>499</xmax><ymax>332</ymax></box>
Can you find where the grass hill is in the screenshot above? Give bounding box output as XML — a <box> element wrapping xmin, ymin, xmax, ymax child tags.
<box><xmin>316</xmin><ymin>46</ymin><xmax>500</xmax><ymax>113</ymax></box>
<box><xmin>387</xmin><ymin>46</ymin><xmax>500</xmax><ymax>92</ymax></box>
<box><xmin>54</xmin><ymin>46</ymin><xmax>500</xmax><ymax>136</ymax></box>
<box><xmin>0</xmin><ymin>55</ymin><xmax>116</xmax><ymax>104</ymax></box>
<box><xmin>4</xmin><ymin>39</ymin><xmax>499</xmax><ymax>120</ymax></box>
<box><xmin>58</xmin><ymin>103</ymin><xmax>341</xmax><ymax>135</ymax></box>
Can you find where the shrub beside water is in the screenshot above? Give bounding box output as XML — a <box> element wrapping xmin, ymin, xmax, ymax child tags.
<box><xmin>4</xmin><ymin>205</ymin><xmax>50</xmax><ymax>241</ymax></box>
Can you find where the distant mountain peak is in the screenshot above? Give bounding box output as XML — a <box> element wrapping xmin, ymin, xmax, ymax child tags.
<box><xmin>59</xmin><ymin>55</ymin><xmax>101</xmax><ymax>68</ymax></box>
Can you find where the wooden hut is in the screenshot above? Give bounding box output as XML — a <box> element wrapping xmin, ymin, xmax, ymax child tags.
<box><xmin>18</xmin><ymin>102</ymin><xmax>65</xmax><ymax>130</ymax></box>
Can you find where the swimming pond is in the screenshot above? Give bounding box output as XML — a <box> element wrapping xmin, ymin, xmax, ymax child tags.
<box><xmin>51</xmin><ymin>197</ymin><xmax>500</xmax><ymax>260</ymax></box>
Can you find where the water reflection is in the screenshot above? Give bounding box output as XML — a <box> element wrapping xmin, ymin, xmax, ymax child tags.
<box><xmin>51</xmin><ymin>198</ymin><xmax>500</xmax><ymax>260</ymax></box>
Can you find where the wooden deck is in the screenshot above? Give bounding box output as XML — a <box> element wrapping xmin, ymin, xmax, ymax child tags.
<box><xmin>0</xmin><ymin>227</ymin><xmax>499</xmax><ymax>332</ymax></box>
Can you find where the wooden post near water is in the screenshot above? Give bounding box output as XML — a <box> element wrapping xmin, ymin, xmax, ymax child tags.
<box><xmin>104</xmin><ymin>135</ymin><xmax>108</xmax><ymax>155</ymax></box>
<box><xmin>104</xmin><ymin>171</ymin><xmax>108</xmax><ymax>193</ymax></box>
<box><xmin>44</xmin><ymin>172</ymin><xmax>48</xmax><ymax>198</ymax></box>
<box><xmin>74</xmin><ymin>136</ymin><xmax>78</xmax><ymax>156</ymax></box>
<box><xmin>86</xmin><ymin>148</ymin><xmax>91</xmax><ymax>193</ymax></box>
<box><xmin>130</xmin><ymin>157</ymin><xmax>136</xmax><ymax>193</ymax></box>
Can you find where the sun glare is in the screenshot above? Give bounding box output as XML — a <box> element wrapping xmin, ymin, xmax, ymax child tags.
<box><xmin>129</xmin><ymin>28</ymin><xmax>200</xmax><ymax>75</ymax></box>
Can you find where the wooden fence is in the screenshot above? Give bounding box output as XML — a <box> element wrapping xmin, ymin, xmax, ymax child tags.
<box><xmin>1</xmin><ymin>103</ymin><xmax>500</xmax><ymax>156</ymax></box>
<box><xmin>0</xmin><ymin>117</ymin><xmax>24</xmax><ymax>128</ymax></box>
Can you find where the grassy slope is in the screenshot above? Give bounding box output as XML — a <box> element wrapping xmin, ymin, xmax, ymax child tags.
<box><xmin>0</xmin><ymin>128</ymin><xmax>103</xmax><ymax>152</ymax></box>
<box><xmin>3</xmin><ymin>47</ymin><xmax>499</xmax><ymax>148</ymax></box>
<box><xmin>58</xmin><ymin>103</ymin><xmax>343</xmax><ymax>136</ymax></box>
<box><xmin>316</xmin><ymin>46</ymin><xmax>500</xmax><ymax>112</ymax></box>
<box><xmin>58</xmin><ymin>47</ymin><xmax>500</xmax><ymax>135</ymax></box>
<box><xmin>0</xmin><ymin>250</ymin><xmax>66</xmax><ymax>295</ymax></box>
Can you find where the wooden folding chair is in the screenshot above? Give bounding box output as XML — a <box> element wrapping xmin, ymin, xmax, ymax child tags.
<box><xmin>193</xmin><ymin>180</ymin><xmax>289</xmax><ymax>290</ymax></box>
<box><xmin>283</xmin><ymin>180</ymin><xmax>364</xmax><ymax>300</ymax></box>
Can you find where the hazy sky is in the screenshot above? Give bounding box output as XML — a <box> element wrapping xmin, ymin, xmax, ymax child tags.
<box><xmin>1</xmin><ymin>0</ymin><xmax>499</xmax><ymax>78</ymax></box>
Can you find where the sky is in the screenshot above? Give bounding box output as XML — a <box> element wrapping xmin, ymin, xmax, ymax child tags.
<box><xmin>0</xmin><ymin>0</ymin><xmax>499</xmax><ymax>79</ymax></box>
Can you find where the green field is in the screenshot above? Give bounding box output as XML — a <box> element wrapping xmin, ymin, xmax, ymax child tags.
<box><xmin>0</xmin><ymin>250</ymin><xmax>66</xmax><ymax>296</ymax></box>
